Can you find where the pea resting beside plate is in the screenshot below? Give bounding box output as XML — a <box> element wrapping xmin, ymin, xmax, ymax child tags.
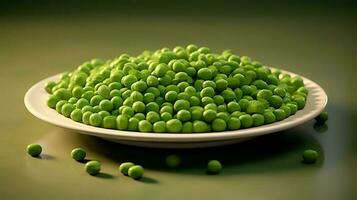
<box><xmin>24</xmin><ymin>69</ymin><xmax>327</xmax><ymax>149</ymax></box>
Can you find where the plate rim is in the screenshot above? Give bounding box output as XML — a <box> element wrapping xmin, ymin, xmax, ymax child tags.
<box><xmin>24</xmin><ymin>68</ymin><xmax>328</xmax><ymax>143</ymax></box>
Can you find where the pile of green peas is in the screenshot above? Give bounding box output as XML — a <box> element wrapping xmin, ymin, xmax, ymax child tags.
<box><xmin>45</xmin><ymin>45</ymin><xmax>308</xmax><ymax>133</ymax></box>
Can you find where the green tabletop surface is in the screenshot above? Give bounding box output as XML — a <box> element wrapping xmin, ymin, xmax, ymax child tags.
<box><xmin>1</xmin><ymin>1</ymin><xmax>356</xmax><ymax>200</ymax></box>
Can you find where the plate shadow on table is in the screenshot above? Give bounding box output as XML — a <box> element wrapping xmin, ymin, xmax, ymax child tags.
<box><xmin>46</xmin><ymin>121</ymin><xmax>324</xmax><ymax>176</ymax></box>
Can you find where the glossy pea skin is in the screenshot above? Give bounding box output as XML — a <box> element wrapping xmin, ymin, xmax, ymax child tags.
<box><xmin>315</xmin><ymin>111</ymin><xmax>328</xmax><ymax>124</ymax></box>
<box><xmin>89</xmin><ymin>113</ymin><xmax>102</xmax><ymax>127</ymax></box>
<box><xmin>153</xmin><ymin>121</ymin><xmax>166</xmax><ymax>133</ymax></box>
<box><xmin>71</xmin><ymin>148</ymin><xmax>86</xmax><ymax>161</ymax></box>
<box><xmin>273</xmin><ymin>109</ymin><xmax>286</xmax><ymax>121</ymax></box>
<box><xmin>116</xmin><ymin>115</ymin><xmax>129</xmax><ymax>130</ymax></box>
<box><xmin>212</xmin><ymin>118</ymin><xmax>227</xmax><ymax>131</ymax></box>
<box><xmin>103</xmin><ymin>116</ymin><xmax>116</xmax><ymax>129</ymax></box>
<box><xmin>166</xmin><ymin>119</ymin><xmax>182</xmax><ymax>133</ymax></box>
<box><xmin>119</xmin><ymin>162</ymin><xmax>135</xmax><ymax>175</ymax></box>
<box><xmin>207</xmin><ymin>160</ymin><xmax>222</xmax><ymax>174</ymax></box>
<box><xmin>71</xmin><ymin>109</ymin><xmax>83</xmax><ymax>122</ymax></box>
<box><xmin>227</xmin><ymin>117</ymin><xmax>241</xmax><ymax>130</ymax></box>
<box><xmin>239</xmin><ymin>114</ymin><xmax>253</xmax><ymax>128</ymax></box>
<box><xmin>85</xmin><ymin>161</ymin><xmax>101</xmax><ymax>176</ymax></box>
<box><xmin>252</xmin><ymin>114</ymin><xmax>265</xmax><ymax>126</ymax></box>
<box><xmin>193</xmin><ymin>120</ymin><xmax>209</xmax><ymax>133</ymax></box>
<box><xmin>138</xmin><ymin>120</ymin><xmax>152</xmax><ymax>132</ymax></box>
<box><xmin>128</xmin><ymin>165</ymin><xmax>144</xmax><ymax>179</ymax></box>
<box><xmin>302</xmin><ymin>149</ymin><xmax>318</xmax><ymax>164</ymax></box>
<box><xmin>27</xmin><ymin>144</ymin><xmax>42</xmax><ymax>157</ymax></box>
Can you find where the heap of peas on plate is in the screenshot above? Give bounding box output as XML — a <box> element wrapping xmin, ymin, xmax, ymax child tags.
<box><xmin>45</xmin><ymin>45</ymin><xmax>308</xmax><ymax>133</ymax></box>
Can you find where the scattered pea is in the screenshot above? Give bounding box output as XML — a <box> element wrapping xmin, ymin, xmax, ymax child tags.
<box><xmin>128</xmin><ymin>165</ymin><xmax>144</xmax><ymax>179</ymax></box>
<box><xmin>302</xmin><ymin>149</ymin><xmax>318</xmax><ymax>164</ymax></box>
<box><xmin>26</xmin><ymin>144</ymin><xmax>42</xmax><ymax>157</ymax></box>
<box><xmin>315</xmin><ymin>111</ymin><xmax>328</xmax><ymax>124</ymax></box>
<box><xmin>85</xmin><ymin>160</ymin><xmax>101</xmax><ymax>176</ymax></box>
<box><xmin>207</xmin><ymin>160</ymin><xmax>222</xmax><ymax>174</ymax></box>
<box><xmin>71</xmin><ymin>148</ymin><xmax>86</xmax><ymax>161</ymax></box>
<box><xmin>119</xmin><ymin>162</ymin><xmax>135</xmax><ymax>175</ymax></box>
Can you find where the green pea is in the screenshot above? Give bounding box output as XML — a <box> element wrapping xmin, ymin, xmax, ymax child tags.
<box><xmin>121</xmin><ymin>74</ymin><xmax>138</xmax><ymax>87</ymax></box>
<box><xmin>128</xmin><ymin>165</ymin><xmax>144</xmax><ymax>179</ymax></box>
<box><xmin>156</xmin><ymin>63</ymin><xmax>170</xmax><ymax>76</ymax></box>
<box><xmin>131</xmin><ymin>91</ymin><xmax>144</xmax><ymax>102</ymax></box>
<box><xmin>191</xmin><ymin>108</ymin><xmax>204</xmax><ymax>120</ymax></box>
<box><xmin>122</xmin><ymin>106</ymin><xmax>134</xmax><ymax>116</ymax></box>
<box><xmin>85</xmin><ymin>160</ymin><xmax>101</xmax><ymax>176</ymax></box>
<box><xmin>82</xmin><ymin>111</ymin><xmax>92</xmax><ymax>124</ymax></box>
<box><xmin>315</xmin><ymin>111</ymin><xmax>328</xmax><ymax>124</ymax></box>
<box><xmin>216</xmin><ymin>112</ymin><xmax>229</xmax><ymax>122</ymax></box>
<box><xmin>166</xmin><ymin>119</ymin><xmax>183</xmax><ymax>133</ymax></box>
<box><xmin>269</xmin><ymin>95</ymin><xmax>283</xmax><ymax>109</ymax></box>
<box><xmin>212</xmin><ymin>118</ymin><xmax>227</xmax><ymax>131</ymax></box>
<box><xmin>153</xmin><ymin>121</ymin><xmax>166</xmax><ymax>133</ymax></box>
<box><xmin>131</xmin><ymin>80</ymin><xmax>147</xmax><ymax>92</ymax></box>
<box><xmin>246</xmin><ymin>100</ymin><xmax>264</xmax><ymax>114</ymax></box>
<box><xmin>119</xmin><ymin>162</ymin><xmax>135</xmax><ymax>175</ymax></box>
<box><xmin>61</xmin><ymin>103</ymin><xmax>75</xmax><ymax>117</ymax></box>
<box><xmin>197</xmin><ymin>68</ymin><xmax>213</xmax><ymax>80</ymax></box>
<box><xmin>221</xmin><ymin>89</ymin><xmax>236</xmax><ymax>103</ymax></box>
<box><xmin>273</xmin><ymin>109</ymin><xmax>286</xmax><ymax>121</ymax></box>
<box><xmin>177</xmin><ymin>110</ymin><xmax>191</xmax><ymax>122</ymax></box>
<box><xmin>263</xmin><ymin>111</ymin><xmax>276</xmax><ymax>124</ymax></box>
<box><xmin>97</xmin><ymin>85</ymin><xmax>110</xmax><ymax>99</ymax></box>
<box><xmin>252</xmin><ymin>114</ymin><xmax>265</xmax><ymax>126</ymax></box>
<box><xmin>204</xmin><ymin>103</ymin><xmax>217</xmax><ymax>111</ymax></box>
<box><xmin>182</xmin><ymin>121</ymin><xmax>193</xmax><ymax>133</ymax></box>
<box><xmin>227</xmin><ymin>101</ymin><xmax>241</xmax><ymax>113</ymax></box>
<box><xmin>239</xmin><ymin>114</ymin><xmax>253</xmax><ymax>128</ymax></box>
<box><xmin>103</xmin><ymin>116</ymin><xmax>116</xmax><ymax>129</ymax></box>
<box><xmin>146</xmin><ymin>102</ymin><xmax>160</xmax><ymax>113</ymax></box>
<box><xmin>146</xmin><ymin>111</ymin><xmax>160</xmax><ymax>124</ymax></box>
<box><xmin>203</xmin><ymin>110</ymin><xmax>216</xmax><ymax>122</ymax></box>
<box><xmin>132</xmin><ymin>101</ymin><xmax>146</xmax><ymax>113</ymax></box>
<box><xmin>200</xmin><ymin>87</ymin><xmax>215</xmax><ymax>98</ymax></box>
<box><xmin>189</xmin><ymin>96</ymin><xmax>201</xmax><ymax>106</ymax></box>
<box><xmin>207</xmin><ymin>160</ymin><xmax>222</xmax><ymax>174</ymax></box>
<box><xmin>45</xmin><ymin>81</ymin><xmax>57</xmax><ymax>94</ymax></box>
<box><xmin>193</xmin><ymin>120</ymin><xmax>209</xmax><ymax>133</ymax></box>
<box><xmin>89</xmin><ymin>113</ymin><xmax>102</xmax><ymax>127</ymax></box>
<box><xmin>70</xmin><ymin>109</ymin><xmax>83</xmax><ymax>122</ymax></box>
<box><xmin>138</xmin><ymin>120</ymin><xmax>152</xmax><ymax>132</ymax></box>
<box><xmin>302</xmin><ymin>149</ymin><xmax>318</xmax><ymax>164</ymax></box>
<box><xmin>54</xmin><ymin>88</ymin><xmax>72</xmax><ymax>100</ymax></box>
<box><xmin>116</xmin><ymin>115</ymin><xmax>129</xmax><ymax>130</ymax></box>
<box><xmin>147</xmin><ymin>75</ymin><xmax>159</xmax><ymax>87</ymax></box>
<box><xmin>213</xmin><ymin>95</ymin><xmax>225</xmax><ymax>105</ymax></box>
<box><xmin>174</xmin><ymin>99</ymin><xmax>190</xmax><ymax>111</ymax></box>
<box><xmin>165</xmin><ymin>91</ymin><xmax>178</xmax><ymax>102</ymax></box>
<box><xmin>227</xmin><ymin>117</ymin><xmax>241</xmax><ymax>130</ymax></box>
<box><xmin>99</xmin><ymin>99</ymin><xmax>113</xmax><ymax>111</ymax></box>
<box><xmin>71</xmin><ymin>148</ymin><xmax>86</xmax><ymax>161</ymax></box>
<box><xmin>128</xmin><ymin>117</ymin><xmax>139</xmax><ymax>131</ymax></box>
<box><xmin>26</xmin><ymin>144</ymin><xmax>42</xmax><ymax>157</ymax></box>
<box><xmin>47</xmin><ymin>95</ymin><xmax>60</xmax><ymax>109</ymax></box>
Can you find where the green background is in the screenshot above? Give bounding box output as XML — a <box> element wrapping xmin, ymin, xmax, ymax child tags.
<box><xmin>0</xmin><ymin>1</ymin><xmax>356</xmax><ymax>199</ymax></box>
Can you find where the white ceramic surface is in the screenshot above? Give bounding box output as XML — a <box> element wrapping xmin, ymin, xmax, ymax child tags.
<box><xmin>24</xmin><ymin>69</ymin><xmax>327</xmax><ymax>148</ymax></box>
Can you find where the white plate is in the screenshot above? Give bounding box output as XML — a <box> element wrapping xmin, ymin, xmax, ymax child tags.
<box><xmin>24</xmin><ymin>70</ymin><xmax>327</xmax><ymax>148</ymax></box>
